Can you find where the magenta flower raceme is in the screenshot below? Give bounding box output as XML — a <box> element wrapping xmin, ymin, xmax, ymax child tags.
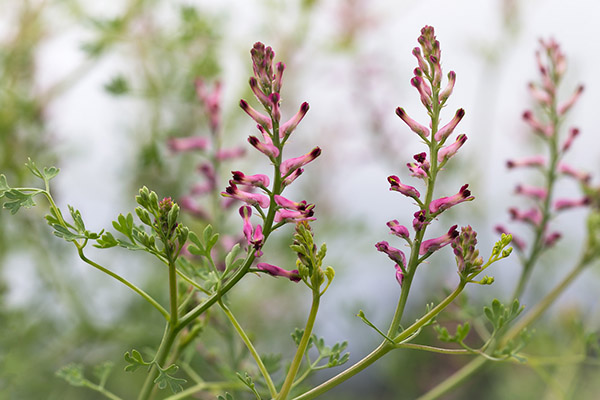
<box><xmin>388</xmin><ymin>175</ymin><xmax>420</xmax><ymax>199</ymax></box>
<box><xmin>256</xmin><ymin>263</ymin><xmax>301</xmax><ymax>282</ymax></box>
<box><xmin>429</xmin><ymin>184</ymin><xmax>474</xmax><ymax>214</ymax></box>
<box><xmin>222</xmin><ymin>184</ymin><xmax>270</xmax><ymax>208</ymax></box>
<box><xmin>419</xmin><ymin>225</ymin><xmax>459</xmax><ymax>255</ymax></box>
<box><xmin>280</xmin><ymin>147</ymin><xmax>321</xmax><ymax>177</ymax></box>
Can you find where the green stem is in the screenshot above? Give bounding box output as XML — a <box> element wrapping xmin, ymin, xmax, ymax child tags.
<box><xmin>219</xmin><ymin>301</ymin><xmax>278</xmax><ymax>399</ymax></box>
<box><xmin>418</xmin><ymin>252</ymin><xmax>591</xmax><ymax>400</ymax></box>
<box><xmin>84</xmin><ymin>382</ymin><xmax>124</xmax><ymax>400</ymax></box>
<box><xmin>164</xmin><ymin>381</ymin><xmax>245</xmax><ymax>400</ymax></box>
<box><xmin>416</xmin><ymin>356</ymin><xmax>488</xmax><ymax>400</ymax></box>
<box><xmin>293</xmin><ymin>281</ymin><xmax>467</xmax><ymax>400</ymax></box>
<box><xmin>168</xmin><ymin>259</ymin><xmax>178</xmax><ymax>326</ymax></box>
<box><xmin>277</xmin><ymin>292</ymin><xmax>320</xmax><ymax>400</ymax></box>
<box><xmin>77</xmin><ymin>248</ymin><xmax>169</xmax><ymax>320</ymax></box>
<box><xmin>137</xmin><ymin>324</ymin><xmax>179</xmax><ymax>400</ymax></box>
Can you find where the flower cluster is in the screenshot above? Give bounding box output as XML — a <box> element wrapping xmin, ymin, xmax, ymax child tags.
<box><xmin>376</xmin><ymin>26</ymin><xmax>473</xmax><ymax>285</ymax></box>
<box><xmin>497</xmin><ymin>39</ymin><xmax>591</xmax><ymax>252</ymax></box>
<box><xmin>222</xmin><ymin>42</ymin><xmax>320</xmax><ymax>280</ymax></box>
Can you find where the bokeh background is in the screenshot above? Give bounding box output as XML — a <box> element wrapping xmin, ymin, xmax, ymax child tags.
<box><xmin>2</xmin><ymin>0</ymin><xmax>600</xmax><ymax>399</ymax></box>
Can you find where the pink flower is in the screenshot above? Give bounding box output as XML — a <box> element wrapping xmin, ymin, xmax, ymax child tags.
<box><xmin>240</xmin><ymin>99</ymin><xmax>272</xmax><ymax>129</ymax></box>
<box><xmin>395</xmin><ymin>107</ymin><xmax>430</xmax><ymax>139</ymax></box>
<box><xmin>438</xmin><ymin>134</ymin><xmax>467</xmax><ymax>163</ymax></box>
<box><xmin>239</xmin><ymin>206</ymin><xmax>254</xmax><ymax>242</ymax></box>
<box><xmin>395</xmin><ymin>265</ymin><xmax>404</xmax><ymax>286</ymax></box>
<box><xmin>527</xmin><ymin>82</ymin><xmax>552</xmax><ymax>106</ymax></box>
<box><xmin>248</xmin><ymin>125</ymin><xmax>280</xmax><ymax>158</ymax></box>
<box><xmin>249</xmin><ymin>76</ymin><xmax>270</xmax><ymax>106</ymax></box>
<box><xmin>274</xmin><ymin>195</ymin><xmax>309</xmax><ymax>211</ymax></box>
<box><xmin>274</xmin><ymin>208</ymin><xmax>316</xmax><ymax>223</ymax></box>
<box><xmin>429</xmin><ymin>184</ymin><xmax>474</xmax><ymax>214</ymax></box>
<box><xmin>216</xmin><ymin>147</ymin><xmax>245</xmax><ymax>161</ymax></box>
<box><xmin>419</xmin><ymin>225</ymin><xmax>459</xmax><ymax>255</ymax></box>
<box><xmin>269</xmin><ymin>93</ymin><xmax>281</xmax><ymax>123</ymax></box>
<box><xmin>412</xmin><ymin>47</ymin><xmax>429</xmax><ymax>75</ymax></box>
<box><xmin>387</xmin><ymin>175</ymin><xmax>420</xmax><ymax>199</ymax></box>
<box><xmin>411</xmin><ymin>76</ymin><xmax>432</xmax><ymax>108</ymax></box>
<box><xmin>413</xmin><ymin>210</ymin><xmax>428</xmax><ymax>231</ymax></box>
<box><xmin>522</xmin><ymin>110</ymin><xmax>552</xmax><ymax>137</ymax></box>
<box><xmin>387</xmin><ymin>220</ymin><xmax>410</xmax><ymax>240</ymax></box>
<box><xmin>195</xmin><ymin>79</ymin><xmax>222</xmax><ymax>133</ymax></box>
<box><xmin>561</xmin><ymin>127</ymin><xmax>580</xmax><ymax>153</ymax></box>
<box><xmin>280</xmin><ymin>147</ymin><xmax>321</xmax><ymax>176</ymax></box>
<box><xmin>257</xmin><ymin>263</ymin><xmax>301</xmax><ymax>282</ymax></box>
<box><xmin>558</xmin><ymin>85</ymin><xmax>584</xmax><ymax>116</ymax></box>
<box><xmin>280</xmin><ymin>102</ymin><xmax>309</xmax><ymax>138</ymax></box>
<box><xmin>554</xmin><ymin>197</ymin><xmax>590</xmax><ymax>211</ymax></box>
<box><xmin>407</xmin><ymin>152</ymin><xmax>429</xmax><ymax>180</ymax></box>
<box><xmin>544</xmin><ymin>231</ymin><xmax>562</xmax><ymax>248</ymax></box>
<box><xmin>168</xmin><ymin>136</ymin><xmax>209</xmax><ymax>152</ymax></box>
<box><xmin>179</xmin><ymin>196</ymin><xmax>209</xmax><ymax>219</ymax></box>
<box><xmin>282</xmin><ymin>168</ymin><xmax>303</xmax><ymax>188</ymax></box>
<box><xmin>439</xmin><ymin>71</ymin><xmax>456</xmax><ymax>104</ymax></box>
<box><xmin>515</xmin><ymin>184</ymin><xmax>547</xmax><ymax>201</ymax></box>
<box><xmin>558</xmin><ymin>162</ymin><xmax>591</xmax><ymax>183</ymax></box>
<box><xmin>273</xmin><ymin>62</ymin><xmax>285</xmax><ymax>94</ymax></box>
<box><xmin>222</xmin><ymin>184</ymin><xmax>270</xmax><ymax>208</ymax></box>
<box><xmin>375</xmin><ymin>241</ymin><xmax>406</xmax><ymax>269</ymax></box>
<box><xmin>506</xmin><ymin>156</ymin><xmax>546</xmax><ymax>169</ymax></box>
<box><xmin>509</xmin><ymin>207</ymin><xmax>542</xmax><ymax>226</ymax></box>
<box><xmin>231</xmin><ymin>171</ymin><xmax>270</xmax><ymax>187</ymax></box>
<box><xmin>434</xmin><ymin>108</ymin><xmax>465</xmax><ymax>142</ymax></box>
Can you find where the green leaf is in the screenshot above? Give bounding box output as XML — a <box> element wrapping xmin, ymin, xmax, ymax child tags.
<box><xmin>56</xmin><ymin>363</ymin><xmax>86</xmax><ymax>387</ymax></box>
<box><xmin>124</xmin><ymin>349</ymin><xmax>151</xmax><ymax>372</ymax></box>
<box><xmin>25</xmin><ymin>158</ymin><xmax>43</xmax><ymax>179</ymax></box>
<box><xmin>95</xmin><ymin>231</ymin><xmax>119</xmax><ymax>248</ymax></box>
<box><xmin>93</xmin><ymin>361</ymin><xmax>114</xmax><ymax>388</ymax></box>
<box><xmin>104</xmin><ymin>75</ymin><xmax>129</xmax><ymax>95</ymax></box>
<box><xmin>188</xmin><ymin>231</ymin><xmax>206</xmax><ymax>255</ymax></box>
<box><xmin>43</xmin><ymin>166</ymin><xmax>60</xmax><ymax>181</ymax></box>
<box><xmin>51</xmin><ymin>224</ymin><xmax>85</xmax><ymax>241</ymax></box>
<box><xmin>0</xmin><ymin>174</ymin><xmax>9</xmax><ymax>193</ymax></box>
<box><xmin>154</xmin><ymin>364</ymin><xmax>186</xmax><ymax>393</ymax></box>
<box><xmin>68</xmin><ymin>205</ymin><xmax>86</xmax><ymax>233</ymax></box>
<box><xmin>224</xmin><ymin>244</ymin><xmax>243</xmax><ymax>274</ymax></box>
<box><xmin>2</xmin><ymin>189</ymin><xmax>36</xmax><ymax>214</ymax></box>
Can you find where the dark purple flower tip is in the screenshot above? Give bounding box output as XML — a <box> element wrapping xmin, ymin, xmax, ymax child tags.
<box><xmin>414</xmin><ymin>152</ymin><xmax>427</xmax><ymax>163</ymax></box>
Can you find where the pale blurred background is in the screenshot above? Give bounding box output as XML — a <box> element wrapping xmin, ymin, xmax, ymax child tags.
<box><xmin>2</xmin><ymin>0</ymin><xmax>600</xmax><ymax>399</ymax></box>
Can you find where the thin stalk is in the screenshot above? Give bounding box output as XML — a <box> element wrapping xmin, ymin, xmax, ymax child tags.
<box><xmin>137</xmin><ymin>324</ymin><xmax>179</xmax><ymax>400</ymax></box>
<box><xmin>77</xmin><ymin>248</ymin><xmax>169</xmax><ymax>320</ymax></box>
<box><xmin>277</xmin><ymin>292</ymin><xmax>320</xmax><ymax>400</ymax></box>
<box><xmin>219</xmin><ymin>301</ymin><xmax>278</xmax><ymax>399</ymax></box>
<box><xmin>168</xmin><ymin>259</ymin><xmax>178</xmax><ymax>326</ymax></box>
<box><xmin>418</xmin><ymin>252</ymin><xmax>591</xmax><ymax>400</ymax></box>
<box><xmin>293</xmin><ymin>281</ymin><xmax>467</xmax><ymax>400</ymax></box>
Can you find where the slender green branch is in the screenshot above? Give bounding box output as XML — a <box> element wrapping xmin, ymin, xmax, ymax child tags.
<box><xmin>163</xmin><ymin>381</ymin><xmax>245</xmax><ymax>400</ymax></box>
<box><xmin>77</xmin><ymin>248</ymin><xmax>169</xmax><ymax>320</ymax></box>
<box><xmin>219</xmin><ymin>301</ymin><xmax>278</xmax><ymax>399</ymax></box>
<box><xmin>168</xmin><ymin>260</ymin><xmax>178</xmax><ymax>326</ymax></box>
<box><xmin>277</xmin><ymin>292</ymin><xmax>320</xmax><ymax>400</ymax></box>
<box><xmin>397</xmin><ymin>343</ymin><xmax>470</xmax><ymax>355</ymax></box>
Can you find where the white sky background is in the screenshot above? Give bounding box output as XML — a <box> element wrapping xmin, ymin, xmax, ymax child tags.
<box><xmin>5</xmin><ymin>0</ymin><xmax>600</xmax><ymax>351</ymax></box>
